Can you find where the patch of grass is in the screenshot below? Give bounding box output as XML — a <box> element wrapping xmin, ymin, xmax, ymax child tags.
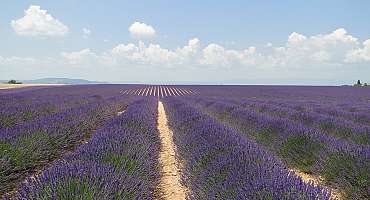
<box><xmin>38</xmin><ymin>178</ymin><xmax>95</xmax><ymax>200</ymax></box>
<box><xmin>126</xmin><ymin>120</ymin><xmax>150</xmax><ymax>134</ymax></box>
<box><xmin>41</xmin><ymin>105</ymin><xmax>58</xmax><ymax>114</ymax></box>
<box><xmin>214</xmin><ymin>183</ymin><xmax>237</xmax><ymax>200</ymax></box>
<box><xmin>0</xmin><ymin>131</ymin><xmax>56</xmax><ymax>175</ymax></box>
<box><xmin>0</xmin><ymin>141</ymin><xmax>25</xmax><ymax>167</ymax></box>
<box><xmin>22</xmin><ymin>110</ymin><xmax>34</xmax><ymax>120</ymax></box>
<box><xmin>254</xmin><ymin>126</ymin><xmax>279</xmax><ymax>148</ymax></box>
<box><xmin>319</xmin><ymin>122</ymin><xmax>370</xmax><ymax>145</ymax></box>
<box><xmin>321</xmin><ymin>152</ymin><xmax>369</xmax><ymax>199</ymax></box>
<box><xmin>352</xmin><ymin>133</ymin><xmax>370</xmax><ymax>145</ymax></box>
<box><xmin>103</xmin><ymin>154</ymin><xmax>138</xmax><ymax>175</ymax></box>
<box><xmin>191</xmin><ymin>147</ymin><xmax>229</xmax><ymax>175</ymax></box>
<box><xmin>318</xmin><ymin>121</ymin><xmax>336</xmax><ymax>132</ymax></box>
<box><xmin>279</xmin><ymin>135</ymin><xmax>324</xmax><ymax>173</ymax></box>
<box><xmin>0</xmin><ymin>115</ymin><xmax>17</xmax><ymax>128</ymax></box>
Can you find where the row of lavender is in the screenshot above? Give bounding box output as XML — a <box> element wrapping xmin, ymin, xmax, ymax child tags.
<box><xmin>0</xmin><ymin>92</ymin><xmax>134</xmax><ymax>195</ymax></box>
<box><xmin>164</xmin><ymin>98</ymin><xmax>330</xmax><ymax>199</ymax></box>
<box><xmin>245</xmin><ymin>98</ymin><xmax>370</xmax><ymax>127</ymax></box>
<box><xmin>187</xmin><ymin>97</ymin><xmax>369</xmax><ymax>199</ymax></box>
<box><xmin>0</xmin><ymin>85</ymin><xmax>136</xmax><ymax>129</ymax></box>
<box><xmin>189</xmin><ymin>85</ymin><xmax>370</xmax><ymax>122</ymax></box>
<box><xmin>236</xmin><ymin>99</ymin><xmax>370</xmax><ymax>145</ymax></box>
<box><xmin>4</xmin><ymin>98</ymin><xmax>160</xmax><ymax>199</ymax></box>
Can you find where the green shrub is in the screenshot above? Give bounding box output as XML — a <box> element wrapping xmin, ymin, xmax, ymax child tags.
<box><xmin>279</xmin><ymin>135</ymin><xmax>324</xmax><ymax>173</ymax></box>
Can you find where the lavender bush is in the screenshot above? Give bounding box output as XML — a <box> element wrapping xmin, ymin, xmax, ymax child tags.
<box><xmin>5</xmin><ymin>98</ymin><xmax>160</xmax><ymax>199</ymax></box>
<box><xmin>185</xmin><ymin>96</ymin><xmax>369</xmax><ymax>199</ymax></box>
<box><xmin>164</xmin><ymin>98</ymin><xmax>330</xmax><ymax>199</ymax></box>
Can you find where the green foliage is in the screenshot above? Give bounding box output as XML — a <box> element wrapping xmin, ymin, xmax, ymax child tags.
<box><xmin>279</xmin><ymin>135</ymin><xmax>324</xmax><ymax>173</ymax></box>
<box><xmin>321</xmin><ymin>152</ymin><xmax>370</xmax><ymax>199</ymax></box>
<box><xmin>0</xmin><ymin>115</ymin><xmax>17</xmax><ymax>128</ymax></box>
<box><xmin>7</xmin><ymin>80</ymin><xmax>22</xmax><ymax>84</ymax></box>
<box><xmin>255</xmin><ymin>126</ymin><xmax>279</xmax><ymax>147</ymax></box>
<box><xmin>0</xmin><ymin>131</ymin><xmax>55</xmax><ymax>169</ymax></box>
<box><xmin>102</xmin><ymin>154</ymin><xmax>138</xmax><ymax>175</ymax></box>
<box><xmin>38</xmin><ymin>178</ymin><xmax>95</xmax><ymax>200</ymax></box>
<box><xmin>0</xmin><ymin>131</ymin><xmax>59</xmax><ymax>195</ymax></box>
<box><xmin>319</xmin><ymin>122</ymin><xmax>369</xmax><ymax>145</ymax></box>
<box><xmin>351</xmin><ymin>133</ymin><xmax>370</xmax><ymax>145</ymax></box>
<box><xmin>22</xmin><ymin>110</ymin><xmax>34</xmax><ymax>120</ymax></box>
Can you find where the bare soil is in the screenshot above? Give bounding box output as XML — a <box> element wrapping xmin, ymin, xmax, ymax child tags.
<box><xmin>290</xmin><ymin>169</ymin><xmax>343</xmax><ymax>200</ymax></box>
<box><xmin>156</xmin><ymin>101</ymin><xmax>188</xmax><ymax>199</ymax></box>
<box><xmin>0</xmin><ymin>84</ymin><xmax>65</xmax><ymax>90</ymax></box>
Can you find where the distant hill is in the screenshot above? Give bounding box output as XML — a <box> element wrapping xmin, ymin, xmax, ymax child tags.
<box><xmin>21</xmin><ymin>78</ymin><xmax>106</xmax><ymax>84</ymax></box>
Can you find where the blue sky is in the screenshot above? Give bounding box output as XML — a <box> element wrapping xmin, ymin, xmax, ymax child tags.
<box><xmin>0</xmin><ymin>0</ymin><xmax>369</xmax><ymax>84</ymax></box>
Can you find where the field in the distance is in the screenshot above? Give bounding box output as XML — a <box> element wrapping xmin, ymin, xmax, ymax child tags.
<box><xmin>0</xmin><ymin>84</ymin><xmax>65</xmax><ymax>90</ymax></box>
<box><xmin>0</xmin><ymin>85</ymin><xmax>369</xmax><ymax>199</ymax></box>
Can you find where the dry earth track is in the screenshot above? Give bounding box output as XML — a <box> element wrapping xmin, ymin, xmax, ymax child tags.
<box><xmin>156</xmin><ymin>101</ymin><xmax>188</xmax><ymax>199</ymax></box>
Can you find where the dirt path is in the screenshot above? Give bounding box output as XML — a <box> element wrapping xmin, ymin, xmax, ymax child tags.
<box><xmin>157</xmin><ymin>101</ymin><xmax>187</xmax><ymax>199</ymax></box>
<box><xmin>0</xmin><ymin>83</ymin><xmax>65</xmax><ymax>90</ymax></box>
<box><xmin>290</xmin><ymin>169</ymin><xmax>342</xmax><ymax>200</ymax></box>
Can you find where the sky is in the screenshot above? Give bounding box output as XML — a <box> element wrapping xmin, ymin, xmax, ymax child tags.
<box><xmin>0</xmin><ymin>0</ymin><xmax>369</xmax><ymax>85</ymax></box>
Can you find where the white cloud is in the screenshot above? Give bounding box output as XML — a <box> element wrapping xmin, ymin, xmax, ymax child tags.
<box><xmin>128</xmin><ymin>22</ymin><xmax>156</xmax><ymax>39</ymax></box>
<box><xmin>288</xmin><ymin>32</ymin><xmax>307</xmax><ymax>45</ymax></box>
<box><xmin>266</xmin><ymin>28</ymin><xmax>360</xmax><ymax>67</ymax></box>
<box><xmin>61</xmin><ymin>49</ymin><xmax>96</xmax><ymax>65</ymax></box>
<box><xmin>110</xmin><ymin>41</ymin><xmax>175</xmax><ymax>65</ymax></box>
<box><xmin>109</xmin><ymin>38</ymin><xmax>201</xmax><ymax>66</ymax></box>
<box><xmin>345</xmin><ymin>39</ymin><xmax>370</xmax><ymax>62</ymax></box>
<box><xmin>199</xmin><ymin>44</ymin><xmax>260</xmax><ymax>67</ymax></box>
<box><xmin>2</xmin><ymin>28</ymin><xmax>370</xmax><ymax>84</ymax></box>
<box><xmin>199</xmin><ymin>44</ymin><xmax>233</xmax><ymax>66</ymax></box>
<box><xmin>176</xmin><ymin>38</ymin><xmax>200</xmax><ymax>57</ymax></box>
<box><xmin>69</xmin><ymin>28</ymin><xmax>369</xmax><ymax>69</ymax></box>
<box><xmin>82</xmin><ymin>28</ymin><xmax>91</xmax><ymax>39</ymax></box>
<box><xmin>4</xmin><ymin>28</ymin><xmax>369</xmax><ymax>74</ymax></box>
<box><xmin>11</xmin><ymin>5</ymin><xmax>69</xmax><ymax>37</ymax></box>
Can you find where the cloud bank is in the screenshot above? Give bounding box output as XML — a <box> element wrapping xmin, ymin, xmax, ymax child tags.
<box><xmin>56</xmin><ymin>28</ymin><xmax>367</xmax><ymax>70</ymax></box>
<box><xmin>2</xmin><ymin>27</ymin><xmax>370</xmax><ymax>84</ymax></box>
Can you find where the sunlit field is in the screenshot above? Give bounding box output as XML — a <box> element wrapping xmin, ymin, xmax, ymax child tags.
<box><xmin>1</xmin><ymin>85</ymin><xmax>369</xmax><ymax>199</ymax></box>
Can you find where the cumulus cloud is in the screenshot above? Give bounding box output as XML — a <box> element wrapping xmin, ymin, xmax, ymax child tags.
<box><xmin>345</xmin><ymin>39</ymin><xmax>370</xmax><ymax>62</ymax></box>
<box><xmin>11</xmin><ymin>5</ymin><xmax>69</xmax><ymax>37</ymax></box>
<box><xmin>5</xmin><ymin>28</ymin><xmax>369</xmax><ymax>73</ymax></box>
<box><xmin>111</xmin><ymin>42</ymin><xmax>175</xmax><ymax>65</ymax></box>
<box><xmin>266</xmin><ymin>28</ymin><xmax>360</xmax><ymax>68</ymax></box>
<box><xmin>61</xmin><ymin>49</ymin><xmax>97</xmax><ymax>65</ymax></box>
<box><xmin>107</xmin><ymin>28</ymin><xmax>370</xmax><ymax>69</ymax></box>
<box><xmin>199</xmin><ymin>44</ymin><xmax>261</xmax><ymax>67</ymax></box>
<box><xmin>61</xmin><ymin>28</ymin><xmax>367</xmax><ymax>69</ymax></box>
<box><xmin>288</xmin><ymin>32</ymin><xmax>307</xmax><ymax>45</ymax></box>
<box><xmin>109</xmin><ymin>38</ymin><xmax>201</xmax><ymax>66</ymax></box>
<box><xmin>128</xmin><ymin>22</ymin><xmax>156</xmax><ymax>39</ymax></box>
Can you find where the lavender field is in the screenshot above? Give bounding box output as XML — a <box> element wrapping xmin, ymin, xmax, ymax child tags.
<box><xmin>1</xmin><ymin>85</ymin><xmax>369</xmax><ymax>200</ymax></box>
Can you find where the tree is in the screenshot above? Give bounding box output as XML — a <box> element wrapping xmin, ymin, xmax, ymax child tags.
<box><xmin>7</xmin><ymin>80</ymin><xmax>22</xmax><ymax>84</ymax></box>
